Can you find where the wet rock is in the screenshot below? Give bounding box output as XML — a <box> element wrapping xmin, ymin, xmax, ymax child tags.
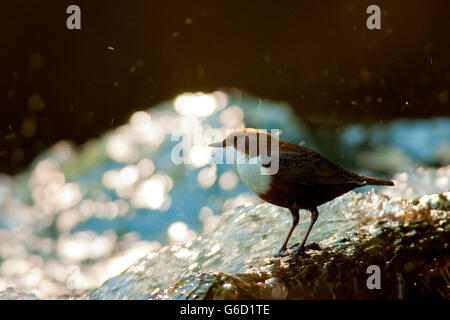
<box><xmin>86</xmin><ymin>189</ymin><xmax>450</xmax><ymax>300</ymax></box>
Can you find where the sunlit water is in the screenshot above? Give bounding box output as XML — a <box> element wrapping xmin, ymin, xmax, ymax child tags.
<box><xmin>0</xmin><ymin>90</ymin><xmax>448</xmax><ymax>299</ymax></box>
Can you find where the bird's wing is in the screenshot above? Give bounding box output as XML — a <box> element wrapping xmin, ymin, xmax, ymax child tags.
<box><xmin>263</xmin><ymin>149</ymin><xmax>365</xmax><ymax>186</ymax></box>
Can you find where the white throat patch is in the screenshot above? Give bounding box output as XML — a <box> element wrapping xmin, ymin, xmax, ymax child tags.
<box><xmin>235</xmin><ymin>150</ymin><xmax>272</xmax><ymax>195</ymax></box>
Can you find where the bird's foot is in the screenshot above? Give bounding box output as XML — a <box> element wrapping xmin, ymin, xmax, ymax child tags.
<box><xmin>274</xmin><ymin>247</ymin><xmax>288</xmax><ymax>258</ymax></box>
<box><xmin>292</xmin><ymin>242</ymin><xmax>322</xmax><ymax>257</ymax></box>
<box><xmin>293</xmin><ymin>244</ymin><xmax>305</xmax><ymax>257</ymax></box>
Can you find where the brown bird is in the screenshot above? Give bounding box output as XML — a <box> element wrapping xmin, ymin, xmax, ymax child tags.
<box><xmin>209</xmin><ymin>128</ymin><xmax>394</xmax><ymax>257</ymax></box>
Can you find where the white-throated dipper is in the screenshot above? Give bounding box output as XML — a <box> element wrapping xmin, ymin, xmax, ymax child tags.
<box><xmin>209</xmin><ymin>128</ymin><xmax>394</xmax><ymax>257</ymax></box>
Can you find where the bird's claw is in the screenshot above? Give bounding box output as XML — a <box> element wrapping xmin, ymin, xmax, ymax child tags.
<box><xmin>293</xmin><ymin>245</ymin><xmax>305</xmax><ymax>257</ymax></box>
<box><xmin>292</xmin><ymin>242</ymin><xmax>322</xmax><ymax>257</ymax></box>
<box><xmin>274</xmin><ymin>247</ymin><xmax>288</xmax><ymax>258</ymax></box>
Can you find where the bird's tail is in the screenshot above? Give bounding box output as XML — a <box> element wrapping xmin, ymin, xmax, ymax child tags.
<box><xmin>361</xmin><ymin>175</ymin><xmax>395</xmax><ymax>186</ymax></box>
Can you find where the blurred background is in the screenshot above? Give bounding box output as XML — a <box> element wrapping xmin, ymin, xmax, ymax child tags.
<box><xmin>0</xmin><ymin>0</ymin><xmax>448</xmax><ymax>174</ymax></box>
<box><xmin>0</xmin><ymin>0</ymin><xmax>448</xmax><ymax>299</ymax></box>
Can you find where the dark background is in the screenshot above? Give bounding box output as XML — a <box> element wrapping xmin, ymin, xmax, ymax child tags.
<box><xmin>0</xmin><ymin>0</ymin><xmax>449</xmax><ymax>175</ymax></box>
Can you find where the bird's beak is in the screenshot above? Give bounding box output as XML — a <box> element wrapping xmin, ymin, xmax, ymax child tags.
<box><xmin>208</xmin><ymin>141</ymin><xmax>224</xmax><ymax>148</ymax></box>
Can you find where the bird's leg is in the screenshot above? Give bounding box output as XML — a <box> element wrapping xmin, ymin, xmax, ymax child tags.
<box><xmin>275</xmin><ymin>208</ymin><xmax>299</xmax><ymax>257</ymax></box>
<box><xmin>293</xmin><ymin>207</ymin><xmax>318</xmax><ymax>256</ymax></box>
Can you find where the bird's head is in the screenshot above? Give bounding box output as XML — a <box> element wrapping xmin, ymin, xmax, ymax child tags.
<box><xmin>208</xmin><ymin>128</ymin><xmax>277</xmax><ymax>158</ymax></box>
